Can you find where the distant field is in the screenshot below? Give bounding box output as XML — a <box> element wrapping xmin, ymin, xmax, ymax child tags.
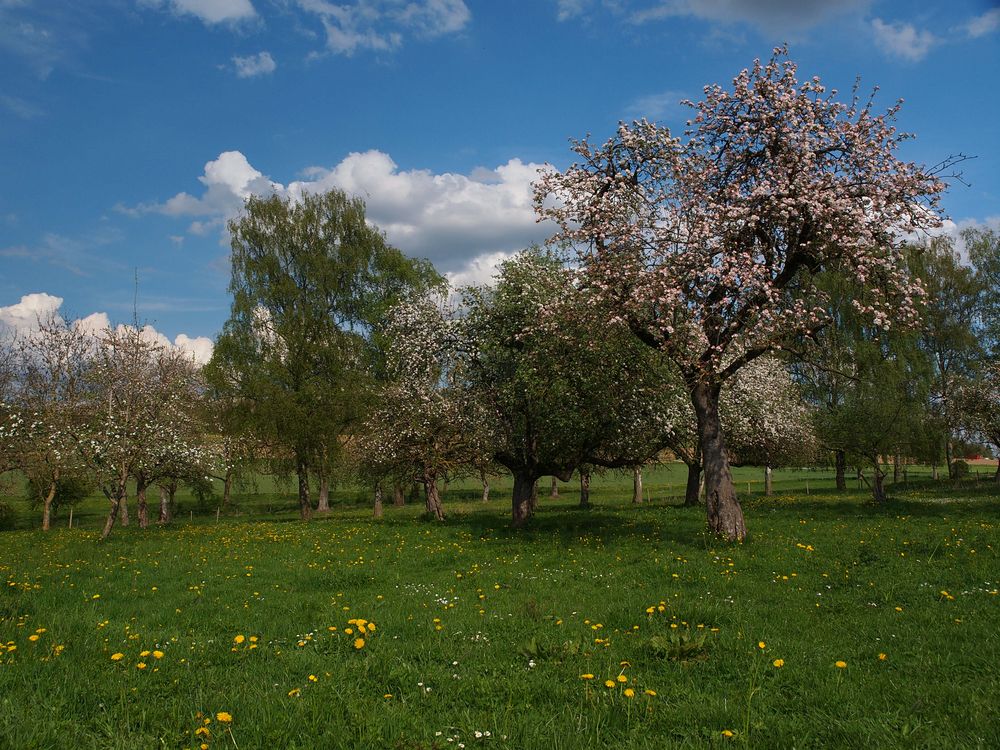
<box><xmin>1</xmin><ymin>471</ymin><xmax>998</xmax><ymax>748</ymax></box>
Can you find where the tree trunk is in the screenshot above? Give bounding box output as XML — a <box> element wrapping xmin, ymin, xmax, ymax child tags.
<box><xmin>136</xmin><ymin>479</ymin><xmax>150</xmax><ymax>529</ymax></box>
<box><xmin>373</xmin><ymin>483</ymin><xmax>383</xmax><ymax>519</ymax></box>
<box><xmin>528</xmin><ymin>479</ymin><xmax>539</xmax><ymax>514</ymax></box>
<box><xmin>100</xmin><ymin>492</ymin><xmax>123</xmax><ymax>541</ymax></box>
<box><xmin>994</xmin><ymin>460</ymin><xmax>1000</xmax><ymax>484</ymax></box>
<box><xmin>579</xmin><ymin>470</ymin><xmax>591</xmax><ymax>508</ymax></box>
<box><xmin>512</xmin><ymin>471</ymin><xmax>536</xmax><ymax>528</ymax></box>
<box><xmin>119</xmin><ymin>494</ymin><xmax>130</xmax><ymax>527</ymax></box>
<box><xmin>872</xmin><ymin>461</ymin><xmax>887</xmax><ymax>504</ymax></box>
<box><xmin>946</xmin><ymin>439</ymin><xmax>955</xmax><ymax>478</ymax></box>
<box><xmin>158</xmin><ymin>486</ymin><xmax>172</xmax><ymax>524</ymax></box>
<box><xmin>222</xmin><ymin>469</ymin><xmax>234</xmax><ymax>506</ymax></box>
<box><xmin>835</xmin><ymin>450</ymin><xmax>846</xmax><ymax>491</ymax></box>
<box><xmin>931</xmin><ymin>464</ymin><xmax>939</xmax><ymax>481</ymax></box>
<box><xmin>764</xmin><ymin>465</ymin><xmax>773</xmax><ymax>497</ymax></box>
<box><xmin>550</xmin><ymin>476</ymin><xmax>559</xmax><ymax>498</ymax></box>
<box><xmin>296</xmin><ymin>457</ymin><xmax>312</xmax><ymax>521</ymax></box>
<box><xmin>692</xmin><ymin>382</ymin><xmax>747</xmax><ymax>541</ymax></box>
<box><xmin>42</xmin><ymin>479</ymin><xmax>57</xmax><ymax>532</ymax></box>
<box><xmin>393</xmin><ymin>482</ymin><xmax>405</xmax><ymax>507</ymax></box>
<box><xmin>683</xmin><ymin>462</ymin><xmax>702</xmax><ymax>506</ymax></box>
<box><xmin>893</xmin><ymin>453</ymin><xmax>901</xmax><ymax>484</ymax></box>
<box><xmin>632</xmin><ymin>467</ymin><xmax>643</xmax><ymax>504</ymax></box>
<box><xmin>423</xmin><ymin>470</ymin><xmax>444</xmax><ymax>521</ymax></box>
<box><xmin>481</xmin><ymin>472</ymin><xmax>490</xmax><ymax>503</ymax></box>
<box><xmin>317</xmin><ymin>472</ymin><xmax>330</xmax><ymax>513</ymax></box>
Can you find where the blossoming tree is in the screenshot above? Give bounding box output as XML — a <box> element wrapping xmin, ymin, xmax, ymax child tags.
<box><xmin>536</xmin><ymin>48</ymin><xmax>947</xmax><ymax>539</ymax></box>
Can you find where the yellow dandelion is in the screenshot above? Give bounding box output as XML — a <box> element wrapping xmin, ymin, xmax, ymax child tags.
<box><xmin>288</xmin><ymin>688</ymin><xmax>301</xmax><ymax>697</ymax></box>
<box><xmin>604</xmin><ymin>680</ymin><xmax>615</xmax><ymax>688</ymax></box>
<box><xmin>216</xmin><ymin>712</ymin><xmax>232</xmax><ymax>723</ymax></box>
<box><xmin>644</xmin><ymin>689</ymin><xmax>657</xmax><ymax>696</ymax></box>
<box><xmin>878</xmin><ymin>653</ymin><xmax>887</xmax><ymax>661</ymax></box>
<box><xmin>757</xmin><ymin>641</ymin><xmax>766</xmax><ymax>649</ymax></box>
<box><xmin>344</xmin><ymin>628</ymin><xmax>353</xmax><ymax>635</ymax></box>
<box><xmin>110</xmin><ymin>652</ymin><xmax>124</xmax><ymax>661</ymax></box>
<box><xmin>580</xmin><ymin>674</ymin><xmax>594</xmax><ymax>680</ymax></box>
<box><xmin>353</xmin><ymin>637</ymin><xmax>365</xmax><ymax>649</ymax></box>
<box><xmin>616</xmin><ymin>675</ymin><xmax>627</xmax><ymax>683</ymax></box>
<box><xmin>772</xmin><ymin>659</ymin><xmax>784</xmax><ymax>668</ymax></box>
<box><xmin>722</xmin><ymin>729</ymin><xmax>735</xmax><ymax>738</ymax></box>
<box><xmin>234</xmin><ymin>635</ymin><xmax>245</xmax><ymax>645</ymax></box>
<box><xmin>835</xmin><ymin>660</ymin><xmax>847</xmax><ymax>669</ymax></box>
<box><xmin>140</xmin><ymin>650</ymin><xmax>151</xmax><ymax>657</ymax></box>
<box><xmin>136</xmin><ymin>662</ymin><xmax>147</xmax><ymax>670</ymax></box>
<box><xmin>195</xmin><ymin>727</ymin><xmax>210</xmax><ymax>738</ymax></box>
<box><xmin>623</xmin><ymin>688</ymin><xmax>635</xmax><ymax>698</ymax></box>
<box><xmin>152</xmin><ymin>650</ymin><xmax>164</xmax><ymax>659</ymax></box>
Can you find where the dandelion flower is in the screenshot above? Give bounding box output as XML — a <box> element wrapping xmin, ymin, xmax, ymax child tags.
<box><xmin>644</xmin><ymin>689</ymin><xmax>657</xmax><ymax>696</ymax></box>
<box><xmin>136</xmin><ymin>662</ymin><xmax>147</xmax><ymax>670</ymax></box>
<box><xmin>308</xmin><ymin>674</ymin><xmax>318</xmax><ymax>682</ymax></box>
<box><xmin>28</xmin><ymin>635</ymin><xmax>39</xmax><ymax>642</ymax></box>
<box><xmin>288</xmin><ymin>688</ymin><xmax>301</xmax><ymax>697</ymax></box>
<box><xmin>878</xmin><ymin>653</ymin><xmax>887</xmax><ymax>661</ymax></box>
<box><xmin>580</xmin><ymin>674</ymin><xmax>594</xmax><ymax>680</ymax></box>
<box><xmin>835</xmin><ymin>660</ymin><xmax>847</xmax><ymax>669</ymax></box>
<box><xmin>110</xmin><ymin>653</ymin><xmax>124</xmax><ymax>661</ymax></box>
<box><xmin>758</xmin><ymin>641</ymin><xmax>766</xmax><ymax>649</ymax></box>
<box><xmin>616</xmin><ymin>675</ymin><xmax>627</xmax><ymax>683</ymax></box>
<box><xmin>216</xmin><ymin>712</ymin><xmax>232</xmax><ymax>723</ymax></box>
<box><xmin>623</xmin><ymin>688</ymin><xmax>635</xmax><ymax>698</ymax></box>
<box><xmin>604</xmin><ymin>680</ymin><xmax>615</xmax><ymax>688</ymax></box>
<box><xmin>234</xmin><ymin>635</ymin><xmax>245</xmax><ymax>645</ymax></box>
<box><xmin>772</xmin><ymin>659</ymin><xmax>784</xmax><ymax>668</ymax></box>
<box><xmin>354</xmin><ymin>638</ymin><xmax>365</xmax><ymax>650</ymax></box>
<box><xmin>722</xmin><ymin>730</ymin><xmax>735</xmax><ymax>738</ymax></box>
<box><xmin>153</xmin><ymin>650</ymin><xmax>164</xmax><ymax>659</ymax></box>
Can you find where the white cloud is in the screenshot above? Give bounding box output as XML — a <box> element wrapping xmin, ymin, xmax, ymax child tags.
<box><xmin>297</xmin><ymin>0</ymin><xmax>470</xmax><ymax>56</ymax></box>
<box><xmin>232</xmin><ymin>50</ymin><xmax>276</xmax><ymax>78</ymax></box>
<box><xmin>929</xmin><ymin>215</ymin><xmax>1000</xmax><ymax>264</ymax></box>
<box><xmin>444</xmin><ymin>250</ymin><xmax>513</xmax><ymax>288</ymax></box>
<box><xmin>961</xmin><ymin>8</ymin><xmax>1000</xmax><ymax>38</ymax></box>
<box><xmin>0</xmin><ymin>292</ymin><xmax>64</xmax><ymax>332</ymax></box>
<box><xmin>140</xmin><ymin>0</ymin><xmax>257</xmax><ymax>25</ymax></box>
<box><xmin>134</xmin><ymin>149</ymin><xmax>551</xmax><ymax>273</ymax></box>
<box><xmin>629</xmin><ymin>0</ymin><xmax>869</xmax><ymax>33</ymax></box>
<box><xmin>0</xmin><ymin>294</ymin><xmax>214</xmax><ymax>365</ymax></box>
<box><xmin>871</xmin><ymin>18</ymin><xmax>937</xmax><ymax>62</ymax></box>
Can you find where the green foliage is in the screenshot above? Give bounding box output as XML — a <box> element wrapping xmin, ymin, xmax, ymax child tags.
<box><xmin>0</xmin><ymin>500</ymin><xmax>14</xmax><ymax>530</ymax></box>
<box><xmin>950</xmin><ymin>459</ymin><xmax>970</xmax><ymax>479</ymax></box>
<box><xmin>25</xmin><ymin>475</ymin><xmax>90</xmax><ymax>511</ymax></box>
<box><xmin>647</xmin><ymin>628</ymin><xmax>710</xmax><ymax>663</ymax></box>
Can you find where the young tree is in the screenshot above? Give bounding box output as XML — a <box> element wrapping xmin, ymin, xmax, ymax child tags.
<box><xmin>537</xmin><ymin>48</ymin><xmax>948</xmax><ymax>539</ymax></box>
<box><xmin>966</xmin><ymin>227</ymin><xmax>1000</xmax><ymax>357</ymax></box>
<box><xmin>207</xmin><ymin>190</ymin><xmax>438</xmax><ymax>520</ymax></box>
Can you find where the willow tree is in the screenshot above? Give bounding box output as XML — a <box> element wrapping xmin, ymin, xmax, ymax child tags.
<box><xmin>207</xmin><ymin>189</ymin><xmax>437</xmax><ymax>520</ymax></box>
<box><xmin>536</xmin><ymin>48</ymin><xmax>948</xmax><ymax>540</ymax></box>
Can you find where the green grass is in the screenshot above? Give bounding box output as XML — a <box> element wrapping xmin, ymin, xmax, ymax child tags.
<box><xmin>1</xmin><ymin>469</ymin><xmax>998</xmax><ymax>748</ymax></box>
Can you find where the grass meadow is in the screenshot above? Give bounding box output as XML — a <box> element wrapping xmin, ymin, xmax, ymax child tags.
<box><xmin>1</xmin><ymin>465</ymin><xmax>998</xmax><ymax>748</ymax></box>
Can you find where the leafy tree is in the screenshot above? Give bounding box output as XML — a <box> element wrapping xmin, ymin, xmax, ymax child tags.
<box><xmin>206</xmin><ymin>190</ymin><xmax>438</xmax><ymax>520</ymax></box>
<box><xmin>965</xmin><ymin>226</ymin><xmax>1000</xmax><ymax>356</ymax></box>
<box><xmin>537</xmin><ymin>48</ymin><xmax>949</xmax><ymax>539</ymax></box>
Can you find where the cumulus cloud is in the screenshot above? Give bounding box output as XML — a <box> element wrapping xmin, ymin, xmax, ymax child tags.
<box><xmin>140</xmin><ymin>0</ymin><xmax>257</xmax><ymax>25</ymax></box>
<box><xmin>0</xmin><ymin>294</ymin><xmax>214</xmax><ymax>365</ymax></box>
<box><xmin>297</xmin><ymin>0</ymin><xmax>470</xmax><ymax>56</ymax></box>
<box><xmin>232</xmin><ymin>50</ymin><xmax>276</xmax><ymax>78</ymax></box>
<box><xmin>132</xmin><ymin>149</ymin><xmax>551</xmax><ymax>274</ymax></box>
<box><xmin>871</xmin><ymin>18</ymin><xmax>937</xmax><ymax>62</ymax></box>
<box><xmin>444</xmin><ymin>250</ymin><xmax>513</xmax><ymax>288</ymax></box>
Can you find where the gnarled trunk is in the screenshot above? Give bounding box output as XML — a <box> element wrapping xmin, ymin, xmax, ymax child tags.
<box><xmin>684</xmin><ymin>461</ymin><xmax>702</xmax><ymax>506</ymax></box>
<box><xmin>579</xmin><ymin>470</ymin><xmax>591</xmax><ymax>508</ymax></box>
<box><xmin>100</xmin><ymin>489</ymin><xmax>124</xmax><ymax>541</ymax></box>
<box><xmin>764</xmin><ymin>465</ymin><xmax>773</xmax><ymax>496</ymax></box>
<box><xmin>632</xmin><ymin>467</ymin><xmax>643</xmax><ymax>504</ymax></box>
<box><xmin>373</xmin><ymin>483</ymin><xmax>383</xmax><ymax>519</ymax></box>
<box><xmin>512</xmin><ymin>471</ymin><xmax>536</xmax><ymax>527</ymax></box>
<box><xmin>872</xmin><ymin>461</ymin><xmax>887</xmax><ymax>504</ymax></box>
<box><xmin>528</xmin><ymin>479</ymin><xmax>539</xmax><ymax>514</ymax></box>
<box><xmin>393</xmin><ymin>482</ymin><xmax>405</xmax><ymax>507</ymax></box>
<box><xmin>692</xmin><ymin>382</ymin><xmax>747</xmax><ymax>541</ymax></box>
<box><xmin>41</xmin><ymin>478</ymin><xmax>57</xmax><ymax>532</ymax></box>
<box><xmin>481</xmin><ymin>472</ymin><xmax>490</xmax><ymax>503</ymax></box>
<box><xmin>119</xmin><ymin>495</ymin><xmax>130</xmax><ymax>527</ymax></box>
<box><xmin>423</xmin><ymin>469</ymin><xmax>444</xmax><ymax>521</ymax></box>
<box><xmin>222</xmin><ymin>469</ymin><xmax>234</xmax><ymax>507</ymax></box>
<box><xmin>835</xmin><ymin>450</ymin><xmax>847</xmax><ymax>491</ymax></box>
<box><xmin>296</xmin><ymin>456</ymin><xmax>312</xmax><ymax>521</ymax></box>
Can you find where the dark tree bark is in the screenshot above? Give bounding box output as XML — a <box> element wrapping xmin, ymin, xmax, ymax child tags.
<box><xmin>579</xmin><ymin>470</ymin><xmax>591</xmax><ymax>508</ymax></box>
<box><xmin>835</xmin><ymin>450</ymin><xmax>847</xmax><ymax>491</ymax></box>
<box><xmin>296</xmin><ymin>456</ymin><xmax>312</xmax><ymax>521</ymax></box>
<box><xmin>683</xmin><ymin>461</ymin><xmax>702</xmax><ymax>506</ymax></box>
<box><xmin>373</xmin><ymin>483</ymin><xmax>383</xmax><ymax>519</ymax></box>
<box><xmin>136</xmin><ymin>478</ymin><xmax>150</xmax><ymax>529</ymax></box>
<box><xmin>100</xmin><ymin>491</ymin><xmax>123</xmax><ymax>541</ymax></box>
<box><xmin>512</xmin><ymin>471</ymin><xmax>536</xmax><ymax>527</ymax></box>
<box><xmin>423</xmin><ymin>469</ymin><xmax>444</xmax><ymax>521</ymax></box>
<box><xmin>764</xmin><ymin>465</ymin><xmax>773</xmax><ymax>496</ymax></box>
<box><xmin>393</xmin><ymin>482</ymin><xmax>405</xmax><ymax>507</ymax></box>
<box><xmin>692</xmin><ymin>382</ymin><xmax>747</xmax><ymax>541</ymax></box>
<box><xmin>158</xmin><ymin>485</ymin><xmax>172</xmax><ymax>524</ymax></box>
<box><xmin>119</xmin><ymin>495</ymin><xmax>130</xmax><ymax>527</ymax></box>
<box><xmin>222</xmin><ymin>469</ymin><xmax>234</xmax><ymax>507</ymax></box>
<box><xmin>872</xmin><ymin>461</ymin><xmax>887</xmax><ymax>504</ymax></box>
<box><xmin>893</xmin><ymin>453</ymin><xmax>901</xmax><ymax>484</ymax></box>
<box><xmin>528</xmin><ymin>479</ymin><xmax>539</xmax><ymax>514</ymax></box>
<box><xmin>994</xmin><ymin>461</ymin><xmax>999</xmax><ymax>484</ymax></box>
<box><xmin>632</xmin><ymin>467</ymin><xmax>643</xmax><ymax>504</ymax></box>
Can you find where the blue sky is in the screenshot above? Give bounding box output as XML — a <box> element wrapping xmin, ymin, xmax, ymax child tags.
<box><xmin>2</xmin><ymin>0</ymin><xmax>998</xmax><ymax>360</ymax></box>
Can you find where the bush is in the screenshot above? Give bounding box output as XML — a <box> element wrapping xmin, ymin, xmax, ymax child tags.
<box><xmin>0</xmin><ymin>501</ymin><xmax>15</xmax><ymax>531</ymax></box>
<box><xmin>950</xmin><ymin>460</ymin><xmax>970</xmax><ymax>479</ymax></box>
